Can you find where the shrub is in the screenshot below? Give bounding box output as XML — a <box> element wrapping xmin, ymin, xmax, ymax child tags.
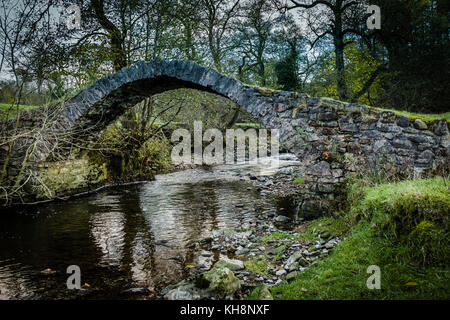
<box><xmin>90</xmin><ymin>123</ymin><xmax>172</xmax><ymax>181</ymax></box>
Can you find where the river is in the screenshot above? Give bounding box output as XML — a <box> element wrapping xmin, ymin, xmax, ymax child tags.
<box><xmin>0</xmin><ymin>155</ymin><xmax>303</xmax><ymax>299</ymax></box>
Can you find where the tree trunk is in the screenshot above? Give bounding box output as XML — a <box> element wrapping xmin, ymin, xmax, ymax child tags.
<box><xmin>91</xmin><ymin>0</ymin><xmax>127</xmax><ymax>71</ymax></box>
<box><xmin>335</xmin><ymin>39</ymin><xmax>347</xmax><ymax>100</ymax></box>
<box><xmin>334</xmin><ymin>6</ymin><xmax>348</xmax><ymax>101</ymax></box>
<box><xmin>258</xmin><ymin>61</ymin><xmax>266</xmax><ymax>87</ymax></box>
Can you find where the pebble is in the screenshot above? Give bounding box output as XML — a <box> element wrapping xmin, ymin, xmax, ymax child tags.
<box><xmin>275</xmin><ymin>269</ymin><xmax>287</xmax><ymax>276</ymax></box>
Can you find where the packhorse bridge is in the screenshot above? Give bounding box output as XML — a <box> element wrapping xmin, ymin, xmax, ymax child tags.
<box><xmin>2</xmin><ymin>60</ymin><xmax>449</xmax><ymax>211</ymax></box>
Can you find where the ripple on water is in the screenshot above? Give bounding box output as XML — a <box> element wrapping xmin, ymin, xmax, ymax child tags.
<box><xmin>0</xmin><ymin>155</ymin><xmax>302</xmax><ymax>299</ymax></box>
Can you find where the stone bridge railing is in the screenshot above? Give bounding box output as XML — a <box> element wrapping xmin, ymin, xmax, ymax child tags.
<box><xmin>1</xmin><ymin>60</ymin><xmax>449</xmax><ymax>210</ymax></box>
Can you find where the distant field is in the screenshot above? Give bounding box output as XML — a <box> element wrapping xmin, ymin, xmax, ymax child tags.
<box><xmin>234</xmin><ymin>123</ymin><xmax>265</xmax><ymax>129</ymax></box>
<box><xmin>0</xmin><ymin>102</ymin><xmax>448</xmax><ymax>123</ymax></box>
<box><xmin>0</xmin><ymin>103</ymin><xmax>40</xmax><ymax>120</ymax></box>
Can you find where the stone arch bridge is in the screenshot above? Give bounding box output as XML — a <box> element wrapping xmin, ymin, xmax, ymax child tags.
<box><xmin>2</xmin><ymin>60</ymin><xmax>449</xmax><ymax>210</ymax></box>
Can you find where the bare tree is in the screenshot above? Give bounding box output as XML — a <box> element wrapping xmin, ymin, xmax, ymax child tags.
<box><xmin>235</xmin><ymin>0</ymin><xmax>277</xmax><ymax>86</ymax></box>
<box><xmin>200</xmin><ymin>0</ymin><xmax>241</xmax><ymax>73</ymax></box>
<box><xmin>280</xmin><ymin>0</ymin><xmax>369</xmax><ymax>100</ymax></box>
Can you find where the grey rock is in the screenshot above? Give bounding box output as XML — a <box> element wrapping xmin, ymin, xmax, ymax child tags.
<box><xmin>275</xmin><ymin>215</ymin><xmax>291</xmax><ymax>223</ymax></box>
<box><xmin>286</xmin><ymin>271</ymin><xmax>300</xmax><ymax>282</ymax></box>
<box><xmin>414</xmin><ymin>119</ymin><xmax>428</xmax><ymax>130</ymax></box>
<box><xmin>235</xmin><ymin>248</ymin><xmax>251</xmax><ymax>255</ymax></box>
<box><xmin>201</xmin><ymin>267</ymin><xmax>241</xmax><ymax>297</ymax></box>
<box><xmin>258</xmin><ymin>285</ymin><xmax>273</xmax><ymax>300</ymax></box>
<box><xmin>286</xmin><ymin>251</ymin><xmax>303</xmax><ymax>265</ymax></box>
<box><xmin>120</xmin><ymin>288</ymin><xmax>149</xmax><ymax>296</ymax></box>
<box><xmin>397</xmin><ymin>115</ymin><xmax>410</xmax><ymax>127</ymax></box>
<box><xmin>214</xmin><ymin>257</ymin><xmax>244</xmax><ymax>271</ymax></box>
<box><xmin>325</xmin><ymin>243</ymin><xmax>334</xmax><ymax>249</ymax></box>
<box><xmin>275</xmin><ymin>269</ymin><xmax>287</xmax><ymax>276</ymax></box>
<box><xmin>287</xmin><ymin>261</ymin><xmax>299</xmax><ymax>272</ymax></box>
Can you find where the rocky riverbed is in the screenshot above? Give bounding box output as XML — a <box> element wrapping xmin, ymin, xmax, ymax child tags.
<box><xmin>160</xmin><ymin>220</ymin><xmax>341</xmax><ymax>300</ymax></box>
<box><xmin>159</xmin><ymin>161</ymin><xmax>341</xmax><ymax>300</ymax></box>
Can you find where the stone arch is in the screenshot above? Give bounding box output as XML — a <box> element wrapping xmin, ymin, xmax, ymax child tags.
<box><xmin>49</xmin><ymin>59</ymin><xmax>314</xmax><ymax>170</ymax></box>
<box><xmin>3</xmin><ymin>60</ymin><xmax>448</xmax><ymax>212</ymax></box>
<box><xmin>63</xmin><ymin>61</ymin><xmax>242</xmax><ymax>132</ymax></box>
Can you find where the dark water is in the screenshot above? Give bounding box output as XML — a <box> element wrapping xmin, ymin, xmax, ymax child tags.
<box><xmin>0</xmin><ymin>156</ymin><xmax>301</xmax><ymax>300</ymax></box>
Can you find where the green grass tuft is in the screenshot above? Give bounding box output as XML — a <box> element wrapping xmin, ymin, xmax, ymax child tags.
<box><xmin>293</xmin><ymin>177</ymin><xmax>305</xmax><ymax>185</ymax></box>
<box><xmin>0</xmin><ymin>103</ymin><xmax>40</xmax><ymax>120</ymax></box>
<box><xmin>244</xmin><ymin>256</ymin><xmax>269</xmax><ymax>276</ymax></box>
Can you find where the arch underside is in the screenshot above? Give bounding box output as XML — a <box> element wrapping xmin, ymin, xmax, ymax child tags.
<box><xmin>57</xmin><ymin>60</ymin><xmax>308</xmax><ymax>162</ymax></box>
<box><xmin>72</xmin><ymin>76</ymin><xmax>223</xmax><ymax>133</ymax></box>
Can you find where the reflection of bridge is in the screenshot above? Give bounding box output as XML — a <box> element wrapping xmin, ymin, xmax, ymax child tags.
<box><xmin>3</xmin><ymin>60</ymin><xmax>449</xmax><ymax>211</ymax></box>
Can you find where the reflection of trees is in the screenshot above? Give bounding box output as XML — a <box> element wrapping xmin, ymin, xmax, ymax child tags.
<box><xmin>136</xmin><ymin>179</ymin><xmax>222</xmax><ymax>285</ymax></box>
<box><xmin>0</xmin><ymin>171</ymin><xmax>275</xmax><ymax>298</ymax></box>
<box><xmin>89</xmin><ymin>188</ymin><xmax>158</xmax><ymax>288</ymax></box>
<box><xmin>0</xmin><ymin>265</ymin><xmax>29</xmax><ymax>299</ymax></box>
<box><xmin>90</xmin><ymin>210</ymin><xmax>126</xmax><ymax>267</ymax></box>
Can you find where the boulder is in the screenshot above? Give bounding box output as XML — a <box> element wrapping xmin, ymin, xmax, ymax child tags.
<box><xmin>258</xmin><ymin>285</ymin><xmax>273</xmax><ymax>300</ymax></box>
<box><xmin>214</xmin><ymin>257</ymin><xmax>244</xmax><ymax>271</ymax></box>
<box><xmin>414</xmin><ymin>119</ymin><xmax>428</xmax><ymax>130</ymax></box>
<box><xmin>202</xmin><ymin>267</ymin><xmax>241</xmax><ymax>297</ymax></box>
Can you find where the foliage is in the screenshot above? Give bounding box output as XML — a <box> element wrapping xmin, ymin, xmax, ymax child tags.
<box><xmin>1</xmin><ymin>0</ymin><xmax>448</xmax><ymax>116</ymax></box>
<box><xmin>91</xmin><ymin>123</ymin><xmax>172</xmax><ymax>182</ymax></box>
<box><xmin>362</xmin><ymin>0</ymin><xmax>449</xmax><ymax>113</ymax></box>
<box><xmin>306</xmin><ymin>43</ymin><xmax>383</xmax><ymax>104</ymax></box>
<box><xmin>275</xmin><ymin>50</ymin><xmax>300</xmax><ymax>91</ymax></box>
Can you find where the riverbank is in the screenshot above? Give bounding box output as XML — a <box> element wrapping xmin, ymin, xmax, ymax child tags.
<box><xmin>247</xmin><ymin>176</ymin><xmax>449</xmax><ymax>299</ymax></box>
<box><xmin>159</xmin><ymin>176</ymin><xmax>449</xmax><ymax>300</ymax></box>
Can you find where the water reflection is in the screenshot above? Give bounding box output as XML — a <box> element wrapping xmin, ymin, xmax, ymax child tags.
<box><xmin>0</xmin><ymin>155</ymin><xmax>301</xmax><ymax>299</ymax></box>
<box><xmin>90</xmin><ymin>210</ymin><xmax>125</xmax><ymax>267</ymax></box>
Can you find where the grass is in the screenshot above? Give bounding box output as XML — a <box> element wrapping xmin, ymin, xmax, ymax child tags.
<box><xmin>0</xmin><ymin>103</ymin><xmax>40</xmax><ymax>119</ymax></box>
<box><xmin>293</xmin><ymin>216</ymin><xmax>350</xmax><ymax>243</ymax></box>
<box><xmin>234</xmin><ymin>123</ymin><xmax>265</xmax><ymax>129</ymax></box>
<box><xmin>262</xmin><ymin>231</ymin><xmax>295</xmax><ymax>244</ymax></box>
<box><xmin>248</xmin><ymin>177</ymin><xmax>450</xmax><ymax>300</ymax></box>
<box><xmin>373</xmin><ymin>108</ymin><xmax>450</xmax><ymax>123</ymax></box>
<box><xmin>244</xmin><ymin>256</ymin><xmax>269</xmax><ymax>276</ymax></box>
<box><xmin>307</xmin><ymin>96</ymin><xmax>450</xmax><ymax>122</ymax></box>
<box><xmin>293</xmin><ymin>177</ymin><xmax>305</xmax><ymax>185</ymax></box>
